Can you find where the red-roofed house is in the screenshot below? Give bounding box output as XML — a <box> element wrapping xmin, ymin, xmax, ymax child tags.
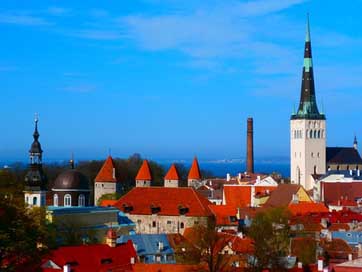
<box><xmin>164</xmin><ymin>164</ymin><xmax>180</xmax><ymax>188</ymax></box>
<box><xmin>188</xmin><ymin>157</ymin><xmax>202</xmax><ymax>187</ymax></box>
<box><xmin>136</xmin><ymin>160</ymin><xmax>152</xmax><ymax>187</ymax></box>
<box><xmin>209</xmin><ymin>205</ymin><xmax>239</xmax><ymax>230</ymax></box>
<box><xmin>41</xmin><ymin>240</ymin><xmax>136</xmax><ymax>272</ymax></box>
<box><xmin>94</xmin><ymin>156</ymin><xmax>123</xmax><ymax>205</ymax></box>
<box><xmin>223</xmin><ymin>183</ymin><xmax>278</xmax><ymax>208</ymax></box>
<box><xmin>114</xmin><ymin>187</ymin><xmax>213</xmax><ymax>234</ymax></box>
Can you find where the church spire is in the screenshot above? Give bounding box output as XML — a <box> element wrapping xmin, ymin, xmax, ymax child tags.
<box><xmin>29</xmin><ymin>114</ymin><xmax>43</xmax><ymax>164</ymax></box>
<box><xmin>291</xmin><ymin>15</ymin><xmax>325</xmax><ymax>120</ymax></box>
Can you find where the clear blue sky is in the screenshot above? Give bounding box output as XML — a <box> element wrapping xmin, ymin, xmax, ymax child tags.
<box><xmin>1</xmin><ymin>0</ymin><xmax>362</xmax><ymax>162</ymax></box>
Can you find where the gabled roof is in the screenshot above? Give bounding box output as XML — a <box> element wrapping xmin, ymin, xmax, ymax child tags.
<box><xmin>114</xmin><ymin>187</ymin><xmax>213</xmax><ymax>217</ymax></box>
<box><xmin>95</xmin><ymin>156</ymin><xmax>118</xmax><ymax>183</ymax></box>
<box><xmin>164</xmin><ymin>164</ymin><xmax>180</xmax><ymax>180</ymax></box>
<box><xmin>41</xmin><ymin>241</ymin><xmax>136</xmax><ymax>272</ymax></box>
<box><xmin>188</xmin><ymin>157</ymin><xmax>201</xmax><ymax>180</ymax></box>
<box><xmin>265</xmin><ymin>184</ymin><xmax>306</xmax><ymax>207</ymax></box>
<box><xmin>326</xmin><ymin>147</ymin><xmax>362</xmax><ymax>164</ymax></box>
<box><xmin>136</xmin><ymin>160</ymin><xmax>152</xmax><ymax>181</ymax></box>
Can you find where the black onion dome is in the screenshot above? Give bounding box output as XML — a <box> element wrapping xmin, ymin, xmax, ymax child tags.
<box><xmin>53</xmin><ymin>170</ymin><xmax>90</xmax><ymax>190</ymax></box>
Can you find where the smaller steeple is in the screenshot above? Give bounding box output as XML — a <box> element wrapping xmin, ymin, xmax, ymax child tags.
<box><xmin>354</xmin><ymin>135</ymin><xmax>358</xmax><ymax>150</ymax></box>
<box><xmin>70</xmin><ymin>153</ymin><xmax>75</xmax><ymax>169</ymax></box>
<box><xmin>135</xmin><ymin>160</ymin><xmax>152</xmax><ymax>187</ymax></box>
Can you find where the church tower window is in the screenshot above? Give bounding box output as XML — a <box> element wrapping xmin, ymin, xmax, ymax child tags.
<box><xmin>64</xmin><ymin>194</ymin><xmax>72</xmax><ymax>207</ymax></box>
<box><xmin>54</xmin><ymin>194</ymin><xmax>58</xmax><ymax>206</ymax></box>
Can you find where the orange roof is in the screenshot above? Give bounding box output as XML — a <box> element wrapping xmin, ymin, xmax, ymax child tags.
<box><xmin>114</xmin><ymin>187</ymin><xmax>213</xmax><ymax>217</ymax></box>
<box><xmin>100</xmin><ymin>199</ymin><xmax>117</xmax><ymax>207</ymax></box>
<box><xmin>135</xmin><ymin>160</ymin><xmax>152</xmax><ymax>181</ymax></box>
<box><xmin>224</xmin><ymin>186</ymin><xmax>252</xmax><ymax>208</ymax></box>
<box><xmin>133</xmin><ymin>263</ymin><xmax>208</xmax><ymax>272</ymax></box>
<box><xmin>288</xmin><ymin>202</ymin><xmax>329</xmax><ymax>216</ymax></box>
<box><xmin>164</xmin><ymin>164</ymin><xmax>180</xmax><ymax>180</ymax></box>
<box><xmin>209</xmin><ymin>205</ymin><xmax>238</xmax><ymax>226</ymax></box>
<box><xmin>95</xmin><ymin>156</ymin><xmax>118</xmax><ymax>183</ymax></box>
<box><xmin>188</xmin><ymin>157</ymin><xmax>201</xmax><ymax>180</ymax></box>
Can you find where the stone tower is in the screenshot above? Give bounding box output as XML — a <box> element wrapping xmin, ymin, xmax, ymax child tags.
<box><xmin>290</xmin><ymin>16</ymin><xmax>326</xmax><ymax>191</ymax></box>
<box><xmin>24</xmin><ymin>115</ymin><xmax>47</xmax><ymax>207</ymax></box>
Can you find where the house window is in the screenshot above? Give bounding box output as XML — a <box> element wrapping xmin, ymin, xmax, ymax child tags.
<box><xmin>64</xmin><ymin>194</ymin><xmax>72</xmax><ymax>207</ymax></box>
<box><xmin>167</xmin><ymin>221</ymin><xmax>172</xmax><ymax>224</ymax></box>
<box><xmin>180</xmin><ymin>222</ymin><xmax>184</xmax><ymax>229</ymax></box>
<box><xmin>137</xmin><ymin>219</ymin><xmax>142</xmax><ymax>224</ymax></box>
<box><xmin>156</xmin><ymin>256</ymin><xmax>161</xmax><ymax>262</ymax></box>
<box><xmin>25</xmin><ymin>196</ymin><xmax>29</xmax><ymax>204</ymax></box>
<box><xmin>152</xmin><ymin>221</ymin><xmax>156</xmax><ymax>228</ymax></box>
<box><xmin>53</xmin><ymin>194</ymin><xmax>58</xmax><ymax>206</ymax></box>
<box><xmin>32</xmin><ymin>196</ymin><xmax>37</xmax><ymax>206</ymax></box>
<box><xmin>78</xmin><ymin>194</ymin><xmax>85</xmax><ymax>206</ymax></box>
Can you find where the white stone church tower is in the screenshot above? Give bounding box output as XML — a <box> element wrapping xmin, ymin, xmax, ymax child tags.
<box><xmin>290</xmin><ymin>17</ymin><xmax>326</xmax><ymax>191</ymax></box>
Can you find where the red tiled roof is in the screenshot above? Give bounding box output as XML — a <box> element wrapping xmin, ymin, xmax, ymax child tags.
<box><xmin>217</xmin><ymin>233</ymin><xmax>254</xmax><ymax>254</ymax></box>
<box><xmin>188</xmin><ymin>157</ymin><xmax>201</xmax><ymax>180</ymax></box>
<box><xmin>95</xmin><ymin>156</ymin><xmax>118</xmax><ymax>183</ymax></box>
<box><xmin>322</xmin><ymin>182</ymin><xmax>362</xmax><ymax>206</ymax></box>
<box><xmin>329</xmin><ymin>199</ymin><xmax>357</xmax><ymax>207</ymax></box>
<box><xmin>114</xmin><ymin>187</ymin><xmax>213</xmax><ymax>217</ymax></box>
<box><xmin>328</xmin><ymin>223</ymin><xmax>350</xmax><ymax>231</ymax></box>
<box><xmin>209</xmin><ymin>205</ymin><xmax>238</xmax><ymax>226</ymax></box>
<box><xmin>288</xmin><ymin>202</ymin><xmax>329</xmax><ymax>216</ymax></box>
<box><xmin>100</xmin><ymin>199</ymin><xmax>117</xmax><ymax>207</ymax></box>
<box><xmin>41</xmin><ymin>240</ymin><xmax>136</xmax><ymax>272</ymax></box>
<box><xmin>164</xmin><ymin>164</ymin><xmax>180</xmax><ymax>180</ymax></box>
<box><xmin>135</xmin><ymin>160</ymin><xmax>152</xmax><ymax>181</ymax></box>
<box><xmin>224</xmin><ymin>186</ymin><xmax>252</xmax><ymax>208</ymax></box>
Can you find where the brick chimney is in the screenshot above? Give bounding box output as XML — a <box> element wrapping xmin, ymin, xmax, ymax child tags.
<box><xmin>247</xmin><ymin>117</ymin><xmax>254</xmax><ymax>173</ymax></box>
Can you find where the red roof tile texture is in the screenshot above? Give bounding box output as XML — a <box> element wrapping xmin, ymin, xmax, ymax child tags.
<box><xmin>114</xmin><ymin>187</ymin><xmax>213</xmax><ymax>217</ymax></box>
<box><xmin>135</xmin><ymin>160</ymin><xmax>152</xmax><ymax>181</ymax></box>
<box><xmin>164</xmin><ymin>164</ymin><xmax>180</xmax><ymax>180</ymax></box>
<box><xmin>322</xmin><ymin>182</ymin><xmax>362</xmax><ymax>205</ymax></box>
<box><xmin>224</xmin><ymin>186</ymin><xmax>252</xmax><ymax>208</ymax></box>
<box><xmin>41</xmin><ymin>240</ymin><xmax>136</xmax><ymax>272</ymax></box>
<box><xmin>188</xmin><ymin>157</ymin><xmax>201</xmax><ymax>180</ymax></box>
<box><xmin>265</xmin><ymin>184</ymin><xmax>308</xmax><ymax>207</ymax></box>
<box><xmin>288</xmin><ymin>202</ymin><xmax>329</xmax><ymax>216</ymax></box>
<box><xmin>100</xmin><ymin>199</ymin><xmax>117</xmax><ymax>207</ymax></box>
<box><xmin>95</xmin><ymin>156</ymin><xmax>118</xmax><ymax>183</ymax></box>
<box><xmin>209</xmin><ymin>205</ymin><xmax>238</xmax><ymax>226</ymax></box>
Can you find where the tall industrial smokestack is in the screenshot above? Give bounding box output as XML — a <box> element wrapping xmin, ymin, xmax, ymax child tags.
<box><xmin>247</xmin><ymin>117</ymin><xmax>254</xmax><ymax>173</ymax></box>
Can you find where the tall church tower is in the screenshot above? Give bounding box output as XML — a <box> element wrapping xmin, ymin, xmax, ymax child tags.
<box><xmin>290</xmin><ymin>16</ymin><xmax>326</xmax><ymax>191</ymax></box>
<box><xmin>24</xmin><ymin>115</ymin><xmax>47</xmax><ymax>207</ymax></box>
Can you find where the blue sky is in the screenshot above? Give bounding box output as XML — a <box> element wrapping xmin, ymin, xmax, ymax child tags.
<box><xmin>1</xmin><ymin>0</ymin><xmax>362</xmax><ymax>162</ymax></box>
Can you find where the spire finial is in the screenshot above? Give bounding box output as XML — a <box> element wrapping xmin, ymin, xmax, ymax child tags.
<box><xmin>70</xmin><ymin>152</ymin><xmax>75</xmax><ymax>169</ymax></box>
<box><xmin>33</xmin><ymin>113</ymin><xmax>39</xmax><ymax>140</ymax></box>
<box><xmin>306</xmin><ymin>13</ymin><xmax>311</xmax><ymax>42</ymax></box>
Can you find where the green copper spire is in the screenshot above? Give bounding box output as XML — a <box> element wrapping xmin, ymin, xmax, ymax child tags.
<box><xmin>305</xmin><ymin>13</ymin><xmax>311</xmax><ymax>42</ymax></box>
<box><xmin>291</xmin><ymin>15</ymin><xmax>325</xmax><ymax>121</ymax></box>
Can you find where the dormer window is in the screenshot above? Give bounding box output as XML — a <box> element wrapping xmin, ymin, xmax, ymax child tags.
<box><xmin>178</xmin><ymin>206</ymin><xmax>189</xmax><ymax>215</ymax></box>
<box><xmin>150</xmin><ymin>205</ymin><xmax>161</xmax><ymax>214</ymax></box>
<box><xmin>123</xmin><ymin>204</ymin><xmax>133</xmax><ymax>213</ymax></box>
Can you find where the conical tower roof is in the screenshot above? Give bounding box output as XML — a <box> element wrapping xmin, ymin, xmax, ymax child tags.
<box><xmin>165</xmin><ymin>164</ymin><xmax>180</xmax><ymax>180</ymax></box>
<box><xmin>188</xmin><ymin>157</ymin><xmax>201</xmax><ymax>180</ymax></box>
<box><xmin>135</xmin><ymin>160</ymin><xmax>152</xmax><ymax>181</ymax></box>
<box><xmin>95</xmin><ymin>156</ymin><xmax>118</xmax><ymax>182</ymax></box>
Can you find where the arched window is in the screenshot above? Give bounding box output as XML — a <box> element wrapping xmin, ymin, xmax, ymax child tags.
<box><xmin>294</xmin><ymin>130</ymin><xmax>297</xmax><ymax>139</ymax></box>
<box><xmin>180</xmin><ymin>222</ymin><xmax>185</xmax><ymax>229</ymax></box>
<box><xmin>317</xmin><ymin>130</ymin><xmax>321</xmax><ymax>138</ymax></box>
<box><xmin>347</xmin><ymin>165</ymin><xmax>350</xmax><ymax>171</ymax></box>
<box><xmin>296</xmin><ymin>166</ymin><xmax>301</xmax><ymax>185</ymax></box>
<box><xmin>64</xmin><ymin>194</ymin><xmax>72</xmax><ymax>207</ymax></box>
<box><xmin>337</xmin><ymin>165</ymin><xmax>340</xmax><ymax>171</ymax></box>
<box><xmin>33</xmin><ymin>197</ymin><xmax>37</xmax><ymax>206</ymax></box>
<box><xmin>314</xmin><ymin>130</ymin><xmax>317</xmax><ymax>138</ymax></box>
<box><xmin>78</xmin><ymin>194</ymin><xmax>85</xmax><ymax>206</ymax></box>
<box><xmin>314</xmin><ymin>165</ymin><xmax>317</xmax><ymax>174</ymax></box>
<box><xmin>310</xmin><ymin>130</ymin><xmax>313</xmax><ymax>138</ymax></box>
<box><xmin>53</xmin><ymin>194</ymin><xmax>58</xmax><ymax>206</ymax></box>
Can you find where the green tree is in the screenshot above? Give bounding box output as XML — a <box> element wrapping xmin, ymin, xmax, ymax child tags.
<box><xmin>246</xmin><ymin>207</ymin><xmax>291</xmax><ymax>272</ymax></box>
<box><xmin>97</xmin><ymin>192</ymin><xmax>121</xmax><ymax>206</ymax></box>
<box><xmin>0</xmin><ymin>199</ymin><xmax>55</xmax><ymax>271</ymax></box>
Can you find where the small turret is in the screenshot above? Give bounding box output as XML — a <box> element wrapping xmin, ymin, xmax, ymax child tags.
<box><xmin>354</xmin><ymin>135</ymin><xmax>358</xmax><ymax>150</ymax></box>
